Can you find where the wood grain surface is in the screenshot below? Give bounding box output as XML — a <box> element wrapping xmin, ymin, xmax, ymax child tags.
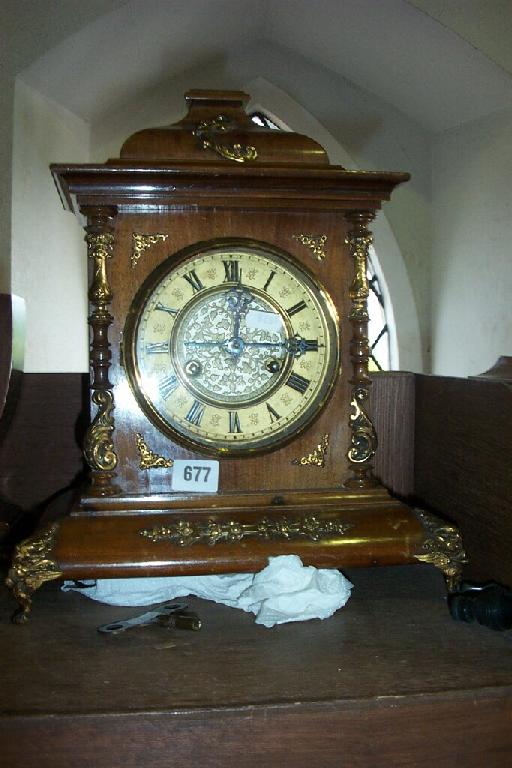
<box><xmin>104</xmin><ymin>210</ymin><xmax>354</xmax><ymax>497</ymax></box>
<box><xmin>0</xmin><ymin>372</ymin><xmax>413</xmax><ymax>515</ymax></box>
<box><xmin>3</xmin><ymin>372</ymin><xmax>511</xmax><ymax>589</ymax></box>
<box><xmin>414</xmin><ymin>374</ymin><xmax>512</xmax><ymax>586</ymax></box>
<box><xmin>0</xmin><ymin>374</ymin><xmax>85</xmax><ymax>519</ymax></box>
<box><xmin>1</xmin><ymin>565</ymin><xmax>511</xmax><ymax>767</ymax></box>
<box><xmin>371</xmin><ymin>370</ymin><xmax>415</xmax><ymax>497</ymax></box>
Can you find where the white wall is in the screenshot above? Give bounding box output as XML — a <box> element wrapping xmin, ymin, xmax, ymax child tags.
<box><xmin>431</xmin><ymin>105</ymin><xmax>512</xmax><ymax>376</ymax></box>
<box><xmin>11</xmin><ymin>80</ymin><xmax>90</xmax><ymax>372</ymax></box>
<box><xmin>1</xmin><ymin>0</ymin><xmax>126</xmax><ymax>294</ymax></box>
<box><xmin>0</xmin><ymin>79</ymin><xmax>14</xmax><ymax>293</ymax></box>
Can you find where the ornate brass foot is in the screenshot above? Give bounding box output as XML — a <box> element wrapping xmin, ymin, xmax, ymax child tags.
<box><xmin>5</xmin><ymin>522</ymin><xmax>63</xmax><ymax>624</ymax></box>
<box><xmin>414</xmin><ymin>509</ymin><xmax>467</xmax><ymax>591</ymax></box>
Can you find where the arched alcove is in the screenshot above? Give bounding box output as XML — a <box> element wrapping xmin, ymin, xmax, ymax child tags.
<box><xmin>11</xmin><ymin>69</ymin><xmax>423</xmax><ymax>373</ymax></box>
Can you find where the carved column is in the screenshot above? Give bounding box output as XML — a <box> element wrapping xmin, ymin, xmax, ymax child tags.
<box><xmin>82</xmin><ymin>206</ymin><xmax>120</xmax><ymax>496</ymax></box>
<box><xmin>344</xmin><ymin>211</ymin><xmax>378</xmax><ymax>489</ymax></box>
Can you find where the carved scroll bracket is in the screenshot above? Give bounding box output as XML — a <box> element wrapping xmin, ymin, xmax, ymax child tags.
<box><xmin>347</xmin><ymin>388</ymin><xmax>377</xmax><ymax>466</ymax></box>
<box><xmin>344</xmin><ymin>211</ymin><xmax>378</xmax><ymax>489</ymax></box>
<box><xmin>82</xmin><ymin>207</ymin><xmax>120</xmax><ymax>496</ymax></box>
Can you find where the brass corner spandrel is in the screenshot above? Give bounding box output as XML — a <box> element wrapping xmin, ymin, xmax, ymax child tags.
<box><xmin>293</xmin><ymin>234</ymin><xmax>327</xmax><ymax>261</ymax></box>
<box><xmin>136</xmin><ymin>433</ymin><xmax>174</xmax><ymax>469</ymax></box>
<box><xmin>292</xmin><ymin>434</ymin><xmax>329</xmax><ymax>467</ymax></box>
<box><xmin>131</xmin><ymin>233</ymin><xmax>168</xmax><ymax>269</ymax></box>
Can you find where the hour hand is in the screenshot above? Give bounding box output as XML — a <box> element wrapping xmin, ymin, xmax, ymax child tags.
<box><xmin>225</xmin><ymin>286</ymin><xmax>253</xmax><ymax>338</ymax></box>
<box><xmin>183</xmin><ymin>339</ymin><xmax>243</xmax><ymax>361</ymax></box>
<box><xmin>225</xmin><ymin>286</ymin><xmax>253</xmax><ymax>315</ymax></box>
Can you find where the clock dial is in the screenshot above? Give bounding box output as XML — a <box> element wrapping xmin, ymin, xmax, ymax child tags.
<box><xmin>124</xmin><ymin>240</ymin><xmax>339</xmax><ymax>454</ymax></box>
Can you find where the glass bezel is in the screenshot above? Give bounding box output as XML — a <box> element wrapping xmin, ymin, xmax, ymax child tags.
<box><xmin>123</xmin><ymin>237</ymin><xmax>340</xmax><ymax>456</ymax></box>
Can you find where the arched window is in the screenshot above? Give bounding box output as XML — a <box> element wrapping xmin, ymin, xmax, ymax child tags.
<box><xmin>249</xmin><ymin>111</ymin><xmax>393</xmax><ymax>371</ymax></box>
<box><xmin>249</xmin><ymin>111</ymin><xmax>281</xmax><ymax>130</ymax></box>
<box><xmin>367</xmin><ymin>251</ymin><xmax>390</xmax><ymax>371</ymax></box>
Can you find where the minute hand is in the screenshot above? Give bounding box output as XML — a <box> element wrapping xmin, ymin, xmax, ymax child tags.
<box><xmin>182</xmin><ymin>340</ymin><xmax>284</xmax><ymax>349</ymax></box>
<box><xmin>183</xmin><ymin>339</ymin><xmax>314</xmax><ymax>353</ymax></box>
<box><xmin>246</xmin><ymin>338</ymin><xmax>322</xmax><ymax>356</ymax></box>
<box><xmin>183</xmin><ymin>340</ymin><xmax>226</xmax><ymax>348</ymax></box>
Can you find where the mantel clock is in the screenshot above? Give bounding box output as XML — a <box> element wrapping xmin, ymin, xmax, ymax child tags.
<box><xmin>7</xmin><ymin>90</ymin><xmax>466</xmax><ymax>621</ymax></box>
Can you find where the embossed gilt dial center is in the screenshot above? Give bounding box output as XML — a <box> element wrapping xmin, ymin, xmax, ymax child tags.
<box><xmin>173</xmin><ymin>283</ymin><xmax>290</xmax><ymax>406</ymax></box>
<box><xmin>124</xmin><ymin>241</ymin><xmax>339</xmax><ymax>454</ymax></box>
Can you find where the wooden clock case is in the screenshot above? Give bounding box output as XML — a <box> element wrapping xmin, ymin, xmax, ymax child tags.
<box><xmin>7</xmin><ymin>91</ymin><xmax>466</xmax><ymax>621</ymax></box>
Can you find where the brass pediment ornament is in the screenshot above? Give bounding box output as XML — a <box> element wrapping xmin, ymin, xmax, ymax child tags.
<box><xmin>193</xmin><ymin>115</ymin><xmax>258</xmax><ymax>163</ymax></box>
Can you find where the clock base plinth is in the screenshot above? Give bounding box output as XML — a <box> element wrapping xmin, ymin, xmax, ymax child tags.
<box><xmin>7</xmin><ymin>489</ymin><xmax>466</xmax><ymax>621</ymax></box>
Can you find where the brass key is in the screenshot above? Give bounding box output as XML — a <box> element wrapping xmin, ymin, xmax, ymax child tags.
<box><xmin>97</xmin><ymin>602</ymin><xmax>201</xmax><ymax>634</ymax></box>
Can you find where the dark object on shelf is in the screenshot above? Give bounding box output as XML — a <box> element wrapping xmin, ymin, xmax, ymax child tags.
<box><xmin>448</xmin><ymin>581</ymin><xmax>512</xmax><ymax>631</ymax></box>
<box><xmin>474</xmin><ymin>355</ymin><xmax>512</xmax><ymax>382</ymax></box>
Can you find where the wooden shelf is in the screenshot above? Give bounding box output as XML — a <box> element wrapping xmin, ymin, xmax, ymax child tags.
<box><xmin>2</xmin><ymin>371</ymin><xmax>511</xmax><ymax>765</ymax></box>
<box><xmin>1</xmin><ymin>564</ymin><xmax>511</xmax><ymax>767</ymax></box>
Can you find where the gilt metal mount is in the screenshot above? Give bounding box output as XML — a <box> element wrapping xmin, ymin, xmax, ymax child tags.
<box><xmin>136</xmin><ymin>433</ymin><xmax>174</xmax><ymax>469</ymax></box>
<box><xmin>6</xmin><ymin>523</ymin><xmax>62</xmax><ymax>624</ymax></box>
<box><xmin>131</xmin><ymin>233</ymin><xmax>168</xmax><ymax>269</ymax></box>
<box><xmin>140</xmin><ymin>515</ymin><xmax>354</xmax><ymax>547</ymax></box>
<box><xmin>414</xmin><ymin>510</ymin><xmax>467</xmax><ymax>591</ymax></box>
<box><xmin>293</xmin><ymin>233</ymin><xmax>327</xmax><ymax>261</ymax></box>
<box><xmin>292</xmin><ymin>434</ymin><xmax>329</xmax><ymax>468</ymax></box>
<box><xmin>193</xmin><ymin>115</ymin><xmax>258</xmax><ymax>163</ymax></box>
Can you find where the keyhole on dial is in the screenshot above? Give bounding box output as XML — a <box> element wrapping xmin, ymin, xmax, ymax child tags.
<box><xmin>185</xmin><ymin>360</ymin><xmax>202</xmax><ymax>377</ymax></box>
<box><xmin>265</xmin><ymin>359</ymin><xmax>281</xmax><ymax>374</ymax></box>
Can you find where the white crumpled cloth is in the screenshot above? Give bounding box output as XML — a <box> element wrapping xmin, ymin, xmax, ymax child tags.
<box><xmin>63</xmin><ymin>555</ymin><xmax>352</xmax><ymax>627</ymax></box>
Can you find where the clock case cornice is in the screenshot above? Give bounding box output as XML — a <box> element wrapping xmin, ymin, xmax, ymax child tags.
<box><xmin>52</xmin><ymin>86</ymin><xmax>408</xmax><ymax>216</ymax></box>
<box><xmin>51</xmin><ymin>164</ymin><xmax>410</xmax><ymax>219</ymax></box>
